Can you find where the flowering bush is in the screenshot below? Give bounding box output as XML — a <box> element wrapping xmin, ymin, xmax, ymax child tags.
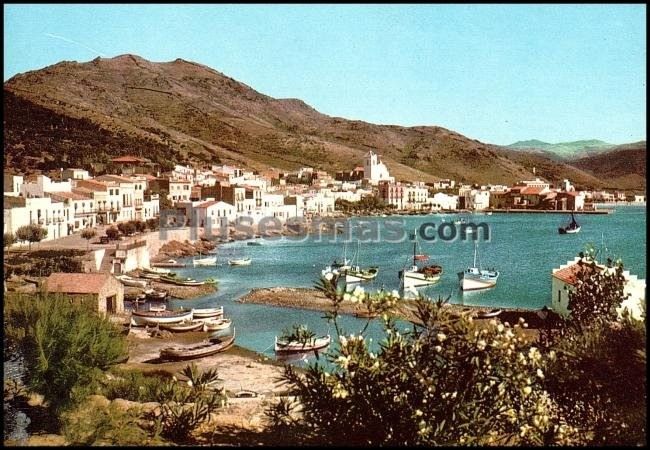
<box><xmin>268</xmin><ymin>277</ymin><xmax>580</xmax><ymax>445</ymax></box>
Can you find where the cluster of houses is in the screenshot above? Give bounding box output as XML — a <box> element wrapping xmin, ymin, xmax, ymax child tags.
<box><xmin>4</xmin><ymin>150</ymin><xmax>645</xmax><ymax>244</ymax></box>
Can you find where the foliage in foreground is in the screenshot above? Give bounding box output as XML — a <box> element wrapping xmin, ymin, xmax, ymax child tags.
<box><xmin>267</xmin><ymin>254</ymin><xmax>645</xmax><ymax>446</ymax></box>
<box><xmin>4</xmin><ymin>292</ymin><xmax>128</xmax><ymax>413</ymax></box>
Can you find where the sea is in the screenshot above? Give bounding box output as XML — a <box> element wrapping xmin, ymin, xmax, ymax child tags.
<box><xmin>4</xmin><ymin>205</ymin><xmax>646</xmax><ymax>441</ymax></box>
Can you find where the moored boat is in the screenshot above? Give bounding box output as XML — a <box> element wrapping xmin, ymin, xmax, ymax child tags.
<box><xmin>140</xmin><ymin>272</ymin><xmax>161</xmax><ymax>280</ymax></box>
<box><xmin>558</xmin><ymin>212</ymin><xmax>581</xmax><ymax>234</ymax></box>
<box><xmin>130</xmin><ymin>308</ymin><xmax>193</xmax><ymax>326</ymax></box>
<box><xmin>144</xmin><ymin>288</ymin><xmax>169</xmax><ymax>301</ymax></box>
<box><xmin>192</xmin><ymin>306</ymin><xmax>224</xmax><ymax>319</ymax></box>
<box><xmin>477</xmin><ymin>308</ymin><xmax>503</xmax><ymax>319</ymax></box>
<box><xmin>152</xmin><ymin>259</ymin><xmax>187</xmax><ymax>268</ymax></box>
<box><xmin>274</xmin><ymin>334</ymin><xmax>331</xmax><ymax>353</ymax></box>
<box><xmin>343</xmin><ymin>240</ymin><xmax>378</xmax><ymax>283</ymax></box>
<box><xmin>193</xmin><ymin>255</ymin><xmax>217</xmax><ymax>267</ymax></box>
<box><xmin>202</xmin><ymin>317</ymin><xmax>232</xmax><ymax>332</ymax></box>
<box><xmin>142</xmin><ymin>266</ymin><xmax>171</xmax><ymax>275</ymax></box>
<box><xmin>457</xmin><ymin>242</ymin><xmax>499</xmax><ymax>291</ymax></box>
<box><xmin>159</xmin><ymin>275</ymin><xmax>205</xmax><ymax>286</ymax></box>
<box><xmin>247</xmin><ymin>241</ymin><xmax>263</xmax><ymax>246</ymax></box>
<box><xmin>116</xmin><ymin>274</ymin><xmax>148</xmax><ymax>288</ymax></box>
<box><xmin>228</xmin><ymin>257</ymin><xmax>252</xmax><ymax>266</ymax></box>
<box><xmin>399</xmin><ymin>231</ymin><xmax>443</xmax><ymax>287</ymax></box>
<box><xmin>160</xmin><ymin>328</ymin><xmax>236</xmax><ymax>361</ymax></box>
<box><xmin>160</xmin><ymin>320</ymin><xmax>205</xmax><ymax>332</ymax></box>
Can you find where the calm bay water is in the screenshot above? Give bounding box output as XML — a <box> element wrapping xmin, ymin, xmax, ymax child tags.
<box><xmin>169</xmin><ymin>206</ymin><xmax>646</xmax><ymax>358</ymax></box>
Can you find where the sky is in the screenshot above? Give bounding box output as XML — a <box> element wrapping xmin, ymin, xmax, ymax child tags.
<box><xmin>3</xmin><ymin>4</ymin><xmax>646</xmax><ymax>145</ymax></box>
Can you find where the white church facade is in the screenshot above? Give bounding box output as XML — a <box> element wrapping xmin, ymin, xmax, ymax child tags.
<box><xmin>363</xmin><ymin>151</ymin><xmax>394</xmax><ymax>184</ymax></box>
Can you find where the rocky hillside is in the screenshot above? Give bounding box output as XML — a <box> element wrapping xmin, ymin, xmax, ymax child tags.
<box><xmin>506</xmin><ymin>139</ymin><xmax>616</xmax><ymax>159</ymax></box>
<box><xmin>3</xmin><ymin>54</ymin><xmax>633</xmax><ymax>188</ymax></box>
<box><xmin>568</xmin><ymin>142</ymin><xmax>646</xmax><ymax>190</ymax></box>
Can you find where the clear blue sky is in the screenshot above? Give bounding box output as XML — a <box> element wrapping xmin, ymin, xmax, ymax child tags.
<box><xmin>4</xmin><ymin>4</ymin><xmax>646</xmax><ymax>145</ymax></box>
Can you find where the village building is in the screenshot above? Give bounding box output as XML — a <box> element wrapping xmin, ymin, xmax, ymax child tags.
<box><xmin>3</xmin><ymin>173</ymin><xmax>24</xmax><ymax>197</ymax></box>
<box><xmin>45</xmin><ymin>272</ymin><xmax>124</xmax><ymax>315</ymax></box>
<box><xmin>363</xmin><ymin>151</ymin><xmax>394</xmax><ymax>184</ymax></box>
<box><xmin>4</xmin><ymin>195</ymin><xmax>74</xmax><ymax>241</ymax></box>
<box><xmin>62</xmin><ymin>168</ymin><xmax>91</xmax><ymax>180</ymax></box>
<box><xmin>551</xmin><ymin>257</ymin><xmax>646</xmax><ymax>321</ymax></box>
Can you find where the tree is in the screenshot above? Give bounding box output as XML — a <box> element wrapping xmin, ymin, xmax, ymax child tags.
<box><xmin>4</xmin><ymin>292</ymin><xmax>128</xmax><ymax>413</ymax></box>
<box><xmin>146</xmin><ymin>218</ymin><xmax>160</xmax><ymax>231</ymax></box>
<box><xmin>267</xmin><ymin>275</ymin><xmax>577</xmax><ymax>446</ymax></box>
<box><xmin>4</xmin><ymin>232</ymin><xmax>16</xmax><ymax>249</ymax></box>
<box><xmin>81</xmin><ymin>228</ymin><xmax>96</xmax><ymax>250</ymax></box>
<box><xmin>132</xmin><ymin>220</ymin><xmax>147</xmax><ymax>233</ymax></box>
<box><xmin>105</xmin><ymin>226</ymin><xmax>119</xmax><ymax>240</ymax></box>
<box><xmin>15</xmin><ymin>224</ymin><xmax>48</xmax><ymax>250</ymax></box>
<box><xmin>159</xmin><ymin>190</ymin><xmax>173</xmax><ymax>211</ymax></box>
<box><xmin>117</xmin><ymin>222</ymin><xmax>137</xmax><ymax>236</ymax></box>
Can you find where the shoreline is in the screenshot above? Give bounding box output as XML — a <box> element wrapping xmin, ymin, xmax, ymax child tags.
<box><xmin>238</xmin><ymin>286</ymin><xmax>556</xmax><ymax>328</ymax></box>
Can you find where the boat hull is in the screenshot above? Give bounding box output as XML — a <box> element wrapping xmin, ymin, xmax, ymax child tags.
<box><xmin>457</xmin><ymin>272</ymin><xmax>498</xmax><ymax>291</ymax></box>
<box><xmin>131</xmin><ymin>310</ymin><xmax>193</xmax><ymax>326</ymax></box>
<box><xmin>344</xmin><ymin>267</ymin><xmax>378</xmax><ymax>283</ymax></box>
<box><xmin>401</xmin><ymin>269</ymin><xmax>441</xmax><ymax>287</ymax></box>
<box><xmin>192</xmin><ymin>307</ymin><xmax>224</xmax><ymax>319</ymax></box>
<box><xmin>202</xmin><ymin>318</ymin><xmax>232</xmax><ymax>332</ymax></box>
<box><xmin>159</xmin><ymin>321</ymin><xmax>205</xmax><ymax>332</ymax></box>
<box><xmin>193</xmin><ymin>257</ymin><xmax>217</xmax><ymax>267</ymax></box>
<box><xmin>274</xmin><ymin>335</ymin><xmax>331</xmax><ymax>353</ymax></box>
<box><xmin>160</xmin><ymin>332</ymin><xmax>236</xmax><ymax>361</ymax></box>
<box><xmin>228</xmin><ymin>258</ymin><xmax>251</xmax><ymax>266</ymax></box>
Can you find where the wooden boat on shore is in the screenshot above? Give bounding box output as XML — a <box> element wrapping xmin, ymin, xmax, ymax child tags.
<box><xmin>160</xmin><ymin>320</ymin><xmax>205</xmax><ymax>332</ymax></box>
<box><xmin>116</xmin><ymin>274</ymin><xmax>148</xmax><ymax>288</ymax></box>
<box><xmin>160</xmin><ymin>275</ymin><xmax>205</xmax><ymax>286</ymax></box>
<box><xmin>142</xmin><ymin>266</ymin><xmax>171</xmax><ymax>275</ymax></box>
<box><xmin>274</xmin><ymin>334</ymin><xmax>331</xmax><ymax>353</ymax></box>
<box><xmin>160</xmin><ymin>328</ymin><xmax>236</xmax><ymax>361</ymax></box>
<box><xmin>152</xmin><ymin>259</ymin><xmax>187</xmax><ymax>268</ymax></box>
<box><xmin>131</xmin><ymin>308</ymin><xmax>193</xmax><ymax>326</ymax></box>
<box><xmin>140</xmin><ymin>272</ymin><xmax>161</xmax><ymax>280</ymax></box>
<box><xmin>144</xmin><ymin>288</ymin><xmax>169</xmax><ymax>301</ymax></box>
<box><xmin>192</xmin><ymin>306</ymin><xmax>224</xmax><ymax>319</ymax></box>
<box><xmin>202</xmin><ymin>317</ymin><xmax>232</xmax><ymax>332</ymax></box>
<box><xmin>477</xmin><ymin>308</ymin><xmax>503</xmax><ymax>319</ymax></box>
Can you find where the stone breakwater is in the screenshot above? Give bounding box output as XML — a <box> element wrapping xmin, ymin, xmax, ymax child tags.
<box><xmin>237</xmin><ymin>287</ymin><xmax>555</xmax><ymax>328</ymax></box>
<box><xmin>151</xmin><ymin>239</ymin><xmax>216</xmax><ymax>261</ymax></box>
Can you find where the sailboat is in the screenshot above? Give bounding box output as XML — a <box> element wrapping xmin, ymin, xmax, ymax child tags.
<box><xmin>193</xmin><ymin>250</ymin><xmax>217</xmax><ymax>267</ymax></box>
<box><xmin>457</xmin><ymin>241</ymin><xmax>499</xmax><ymax>291</ymax></box>
<box><xmin>322</xmin><ymin>240</ymin><xmax>352</xmax><ymax>276</ymax></box>
<box><xmin>558</xmin><ymin>212</ymin><xmax>581</xmax><ymax>234</ymax></box>
<box><xmin>343</xmin><ymin>240</ymin><xmax>379</xmax><ymax>283</ymax></box>
<box><xmin>399</xmin><ymin>230</ymin><xmax>443</xmax><ymax>287</ymax></box>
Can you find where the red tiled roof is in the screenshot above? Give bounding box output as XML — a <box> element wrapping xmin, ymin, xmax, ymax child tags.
<box><xmin>78</xmin><ymin>180</ymin><xmax>110</xmax><ymax>191</ymax></box>
<box><xmin>49</xmin><ymin>191</ymin><xmax>92</xmax><ymax>201</ymax></box>
<box><xmin>96</xmin><ymin>175</ymin><xmax>135</xmax><ymax>184</ymax></box>
<box><xmin>552</xmin><ymin>261</ymin><xmax>600</xmax><ymax>286</ymax></box>
<box><xmin>521</xmin><ymin>186</ymin><xmax>547</xmax><ymax>195</ymax></box>
<box><xmin>45</xmin><ymin>273</ymin><xmax>115</xmax><ymax>294</ymax></box>
<box><xmin>196</xmin><ymin>200</ymin><xmax>230</xmax><ymax>209</ymax></box>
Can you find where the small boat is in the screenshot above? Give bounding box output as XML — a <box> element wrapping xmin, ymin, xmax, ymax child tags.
<box><xmin>144</xmin><ymin>288</ymin><xmax>169</xmax><ymax>301</ymax></box>
<box><xmin>193</xmin><ymin>254</ymin><xmax>217</xmax><ymax>267</ymax></box>
<box><xmin>232</xmin><ymin>389</ymin><xmax>259</xmax><ymax>398</ymax></box>
<box><xmin>116</xmin><ymin>274</ymin><xmax>148</xmax><ymax>288</ymax></box>
<box><xmin>152</xmin><ymin>259</ymin><xmax>187</xmax><ymax>268</ymax></box>
<box><xmin>160</xmin><ymin>320</ymin><xmax>205</xmax><ymax>332</ymax></box>
<box><xmin>192</xmin><ymin>306</ymin><xmax>224</xmax><ymax>319</ymax></box>
<box><xmin>275</xmin><ymin>334</ymin><xmax>331</xmax><ymax>353</ymax></box>
<box><xmin>202</xmin><ymin>317</ymin><xmax>232</xmax><ymax>332</ymax></box>
<box><xmin>142</xmin><ymin>266</ymin><xmax>171</xmax><ymax>275</ymax></box>
<box><xmin>399</xmin><ymin>230</ymin><xmax>443</xmax><ymax>287</ymax></box>
<box><xmin>558</xmin><ymin>212</ymin><xmax>581</xmax><ymax>234</ymax></box>
<box><xmin>148</xmin><ymin>304</ymin><xmax>167</xmax><ymax>312</ymax></box>
<box><xmin>228</xmin><ymin>257</ymin><xmax>252</xmax><ymax>266</ymax></box>
<box><xmin>457</xmin><ymin>242</ymin><xmax>499</xmax><ymax>291</ymax></box>
<box><xmin>160</xmin><ymin>275</ymin><xmax>205</xmax><ymax>286</ymax></box>
<box><xmin>247</xmin><ymin>241</ymin><xmax>263</xmax><ymax>246</ymax></box>
<box><xmin>140</xmin><ymin>272</ymin><xmax>161</xmax><ymax>280</ymax></box>
<box><xmin>343</xmin><ymin>240</ymin><xmax>379</xmax><ymax>283</ymax></box>
<box><xmin>160</xmin><ymin>329</ymin><xmax>236</xmax><ymax>361</ymax></box>
<box><xmin>477</xmin><ymin>308</ymin><xmax>503</xmax><ymax>319</ymax></box>
<box><xmin>131</xmin><ymin>308</ymin><xmax>193</xmax><ymax>326</ymax></box>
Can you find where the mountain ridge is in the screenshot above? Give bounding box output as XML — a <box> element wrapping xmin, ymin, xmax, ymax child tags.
<box><xmin>3</xmin><ymin>54</ymin><xmax>643</xmax><ymax>189</ymax></box>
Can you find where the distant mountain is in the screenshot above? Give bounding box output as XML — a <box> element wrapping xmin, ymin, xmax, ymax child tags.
<box><xmin>568</xmin><ymin>141</ymin><xmax>646</xmax><ymax>190</ymax></box>
<box><xmin>2</xmin><ymin>54</ymin><xmax>637</xmax><ymax>189</ymax></box>
<box><xmin>506</xmin><ymin>139</ymin><xmax>616</xmax><ymax>159</ymax></box>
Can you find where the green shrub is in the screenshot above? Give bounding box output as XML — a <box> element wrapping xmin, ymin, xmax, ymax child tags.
<box><xmin>102</xmin><ymin>369</ymin><xmax>170</xmax><ymax>403</ymax></box>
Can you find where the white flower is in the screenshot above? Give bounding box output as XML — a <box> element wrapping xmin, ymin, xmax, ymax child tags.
<box><xmin>476</xmin><ymin>339</ymin><xmax>487</xmax><ymax>351</ymax></box>
<box><xmin>434</xmin><ymin>345</ymin><xmax>442</xmax><ymax>352</ymax></box>
<box><xmin>436</xmin><ymin>333</ymin><xmax>447</xmax><ymax>342</ymax></box>
<box><xmin>339</xmin><ymin>335</ymin><xmax>348</xmax><ymax>346</ymax></box>
<box><xmin>187</xmin><ymin>380</ymin><xmax>193</xmax><ymax>387</ymax></box>
<box><xmin>353</xmin><ymin>286</ymin><xmax>365</xmax><ymax>296</ymax></box>
<box><xmin>522</xmin><ymin>386</ymin><xmax>532</xmax><ymax>396</ymax></box>
<box><xmin>343</xmin><ymin>293</ymin><xmax>351</xmax><ymax>301</ymax></box>
<box><xmin>324</xmin><ymin>272</ymin><xmax>334</xmax><ymax>281</ymax></box>
<box><xmin>391</xmin><ymin>289</ymin><xmax>400</xmax><ymax>298</ymax></box>
<box><xmin>497</xmin><ymin>324</ymin><xmax>504</xmax><ymax>333</ymax></box>
<box><xmin>172</xmin><ymin>376</ymin><xmax>178</xmax><ymax>382</ymax></box>
<box><xmin>415</xmin><ymin>409</ymin><xmax>423</xmax><ymax>417</ymax></box>
<box><xmin>336</xmin><ymin>355</ymin><xmax>351</xmax><ymax>369</ymax></box>
<box><xmin>536</xmin><ymin>368</ymin><xmax>545</xmax><ymax>379</ymax></box>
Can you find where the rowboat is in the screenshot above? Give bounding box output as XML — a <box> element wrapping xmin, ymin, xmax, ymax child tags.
<box><xmin>274</xmin><ymin>334</ymin><xmax>331</xmax><ymax>353</ymax></box>
<box><xmin>160</xmin><ymin>328</ymin><xmax>236</xmax><ymax>361</ymax></box>
<box><xmin>142</xmin><ymin>266</ymin><xmax>171</xmax><ymax>275</ymax></box>
<box><xmin>152</xmin><ymin>259</ymin><xmax>187</xmax><ymax>268</ymax></box>
<box><xmin>116</xmin><ymin>274</ymin><xmax>148</xmax><ymax>288</ymax></box>
<box><xmin>192</xmin><ymin>306</ymin><xmax>224</xmax><ymax>319</ymax></box>
<box><xmin>159</xmin><ymin>320</ymin><xmax>205</xmax><ymax>332</ymax></box>
<box><xmin>477</xmin><ymin>308</ymin><xmax>503</xmax><ymax>319</ymax></box>
<box><xmin>160</xmin><ymin>275</ymin><xmax>205</xmax><ymax>286</ymax></box>
<box><xmin>228</xmin><ymin>257</ymin><xmax>252</xmax><ymax>266</ymax></box>
<box><xmin>144</xmin><ymin>288</ymin><xmax>169</xmax><ymax>301</ymax></box>
<box><xmin>130</xmin><ymin>308</ymin><xmax>193</xmax><ymax>326</ymax></box>
<box><xmin>202</xmin><ymin>317</ymin><xmax>232</xmax><ymax>332</ymax></box>
<box><xmin>140</xmin><ymin>272</ymin><xmax>161</xmax><ymax>280</ymax></box>
<box><xmin>193</xmin><ymin>255</ymin><xmax>217</xmax><ymax>267</ymax></box>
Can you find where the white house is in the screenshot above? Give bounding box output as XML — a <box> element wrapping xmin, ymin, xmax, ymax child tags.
<box><xmin>4</xmin><ymin>174</ymin><xmax>24</xmax><ymax>196</ymax></box>
<box><xmin>429</xmin><ymin>192</ymin><xmax>458</xmax><ymax>210</ymax></box>
<box><xmin>21</xmin><ymin>175</ymin><xmax>72</xmax><ymax>198</ymax></box>
<box><xmin>403</xmin><ymin>185</ymin><xmax>430</xmax><ymax>210</ymax></box>
<box><xmin>4</xmin><ymin>196</ymin><xmax>74</xmax><ymax>241</ymax></box>
<box><xmin>62</xmin><ymin>168</ymin><xmax>91</xmax><ymax>181</ymax></box>
<box><xmin>551</xmin><ymin>257</ymin><xmax>646</xmax><ymax>321</ymax></box>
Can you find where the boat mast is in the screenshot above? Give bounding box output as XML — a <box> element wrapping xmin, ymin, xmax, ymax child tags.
<box><xmin>413</xmin><ymin>228</ymin><xmax>417</xmax><ymax>266</ymax></box>
<box><xmin>473</xmin><ymin>242</ymin><xmax>478</xmax><ymax>269</ymax></box>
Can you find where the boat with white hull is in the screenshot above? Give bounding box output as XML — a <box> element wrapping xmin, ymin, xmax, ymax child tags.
<box><xmin>342</xmin><ymin>240</ymin><xmax>379</xmax><ymax>283</ymax></box>
<box><xmin>193</xmin><ymin>255</ymin><xmax>217</xmax><ymax>267</ymax></box>
<box><xmin>558</xmin><ymin>212</ymin><xmax>581</xmax><ymax>234</ymax></box>
<box><xmin>116</xmin><ymin>275</ymin><xmax>148</xmax><ymax>289</ymax></box>
<box><xmin>130</xmin><ymin>309</ymin><xmax>193</xmax><ymax>326</ymax></box>
<box><xmin>228</xmin><ymin>257</ymin><xmax>251</xmax><ymax>266</ymax></box>
<box><xmin>399</xmin><ymin>231</ymin><xmax>443</xmax><ymax>288</ymax></box>
<box><xmin>192</xmin><ymin>306</ymin><xmax>224</xmax><ymax>319</ymax></box>
<box><xmin>458</xmin><ymin>242</ymin><xmax>499</xmax><ymax>291</ymax></box>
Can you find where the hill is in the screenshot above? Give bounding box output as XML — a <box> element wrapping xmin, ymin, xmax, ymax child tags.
<box><xmin>568</xmin><ymin>142</ymin><xmax>646</xmax><ymax>190</ymax></box>
<box><xmin>506</xmin><ymin>139</ymin><xmax>615</xmax><ymax>159</ymax></box>
<box><xmin>3</xmin><ymin>54</ymin><xmax>632</xmax><ymax>188</ymax></box>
